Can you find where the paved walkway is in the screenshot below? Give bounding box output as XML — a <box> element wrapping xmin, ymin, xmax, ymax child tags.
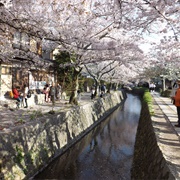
<box><xmin>152</xmin><ymin>92</ymin><xmax>180</xmax><ymax>138</ymax></box>
<box><xmin>0</xmin><ymin>92</ymin><xmax>92</xmax><ymax>132</ymax></box>
<box><xmin>151</xmin><ymin>92</ymin><xmax>180</xmax><ymax>179</ymax></box>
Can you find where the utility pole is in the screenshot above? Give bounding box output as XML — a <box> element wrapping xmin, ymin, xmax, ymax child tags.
<box><xmin>160</xmin><ymin>75</ymin><xmax>165</xmax><ymax>91</ymax></box>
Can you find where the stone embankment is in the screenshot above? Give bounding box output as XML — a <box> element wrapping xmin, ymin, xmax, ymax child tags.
<box><xmin>0</xmin><ymin>91</ymin><xmax>126</xmax><ymax>180</ymax></box>
<box><xmin>131</xmin><ymin>101</ymin><xmax>178</xmax><ymax>180</ymax></box>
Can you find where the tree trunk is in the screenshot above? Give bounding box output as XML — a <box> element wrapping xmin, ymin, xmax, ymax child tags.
<box><xmin>92</xmin><ymin>78</ymin><xmax>100</xmax><ymax>98</ymax></box>
<box><xmin>107</xmin><ymin>82</ymin><xmax>112</xmax><ymax>93</ymax></box>
<box><xmin>69</xmin><ymin>68</ymin><xmax>81</xmax><ymax>105</ymax></box>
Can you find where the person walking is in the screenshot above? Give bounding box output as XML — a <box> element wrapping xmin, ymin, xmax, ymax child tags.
<box><xmin>100</xmin><ymin>83</ymin><xmax>106</xmax><ymax>97</ymax></box>
<box><xmin>170</xmin><ymin>81</ymin><xmax>178</xmax><ymax>102</ymax></box>
<box><xmin>44</xmin><ymin>84</ymin><xmax>50</xmax><ymax>103</ymax></box>
<box><xmin>152</xmin><ymin>82</ymin><xmax>156</xmax><ymax>92</ymax></box>
<box><xmin>49</xmin><ymin>82</ymin><xmax>56</xmax><ymax>106</ymax></box>
<box><xmin>149</xmin><ymin>82</ymin><xmax>153</xmax><ymax>92</ymax></box>
<box><xmin>172</xmin><ymin>79</ymin><xmax>180</xmax><ymax>127</ymax></box>
<box><xmin>91</xmin><ymin>85</ymin><xmax>95</xmax><ymax>99</ymax></box>
<box><xmin>23</xmin><ymin>84</ymin><xmax>29</xmax><ymax>108</ymax></box>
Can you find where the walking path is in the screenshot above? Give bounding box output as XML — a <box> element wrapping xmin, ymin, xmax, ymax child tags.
<box><xmin>0</xmin><ymin>92</ymin><xmax>92</xmax><ymax>132</ymax></box>
<box><xmin>152</xmin><ymin>92</ymin><xmax>180</xmax><ymax>138</ymax></box>
<box><xmin>151</xmin><ymin>92</ymin><xmax>180</xmax><ymax>179</ymax></box>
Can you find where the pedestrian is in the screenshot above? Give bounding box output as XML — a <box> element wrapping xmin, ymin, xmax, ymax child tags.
<box><xmin>23</xmin><ymin>84</ymin><xmax>28</xmax><ymax>108</ymax></box>
<box><xmin>91</xmin><ymin>85</ymin><xmax>95</xmax><ymax>99</ymax></box>
<box><xmin>100</xmin><ymin>84</ymin><xmax>106</xmax><ymax>97</ymax></box>
<box><xmin>149</xmin><ymin>82</ymin><xmax>153</xmax><ymax>92</ymax></box>
<box><xmin>12</xmin><ymin>86</ymin><xmax>22</xmax><ymax>108</ymax></box>
<box><xmin>172</xmin><ymin>79</ymin><xmax>180</xmax><ymax>127</ymax></box>
<box><xmin>170</xmin><ymin>81</ymin><xmax>178</xmax><ymax>102</ymax></box>
<box><xmin>49</xmin><ymin>82</ymin><xmax>56</xmax><ymax>105</ymax></box>
<box><xmin>44</xmin><ymin>84</ymin><xmax>50</xmax><ymax>102</ymax></box>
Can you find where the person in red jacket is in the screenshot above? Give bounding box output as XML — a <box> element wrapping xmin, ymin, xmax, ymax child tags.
<box><xmin>12</xmin><ymin>86</ymin><xmax>22</xmax><ymax>108</ymax></box>
<box><xmin>172</xmin><ymin>79</ymin><xmax>180</xmax><ymax>127</ymax></box>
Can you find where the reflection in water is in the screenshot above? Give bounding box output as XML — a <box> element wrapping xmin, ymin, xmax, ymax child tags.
<box><xmin>34</xmin><ymin>93</ymin><xmax>141</xmax><ymax>180</ymax></box>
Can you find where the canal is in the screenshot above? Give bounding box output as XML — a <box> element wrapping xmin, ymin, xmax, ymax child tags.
<box><xmin>34</xmin><ymin>93</ymin><xmax>141</xmax><ymax>180</ymax></box>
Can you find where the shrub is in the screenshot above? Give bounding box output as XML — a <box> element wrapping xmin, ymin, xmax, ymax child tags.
<box><xmin>143</xmin><ymin>90</ymin><xmax>154</xmax><ymax>115</ymax></box>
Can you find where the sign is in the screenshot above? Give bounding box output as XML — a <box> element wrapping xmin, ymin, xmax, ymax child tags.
<box><xmin>29</xmin><ymin>81</ymin><xmax>46</xmax><ymax>90</ymax></box>
<box><xmin>29</xmin><ymin>71</ymin><xmax>46</xmax><ymax>89</ymax></box>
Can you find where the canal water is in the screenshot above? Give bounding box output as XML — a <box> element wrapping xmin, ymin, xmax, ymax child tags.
<box><xmin>34</xmin><ymin>93</ymin><xmax>141</xmax><ymax>180</ymax></box>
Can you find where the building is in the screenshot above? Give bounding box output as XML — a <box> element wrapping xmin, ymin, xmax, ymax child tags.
<box><xmin>0</xmin><ymin>30</ymin><xmax>56</xmax><ymax>100</ymax></box>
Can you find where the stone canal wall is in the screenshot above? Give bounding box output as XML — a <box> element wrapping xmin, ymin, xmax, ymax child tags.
<box><xmin>131</xmin><ymin>102</ymin><xmax>175</xmax><ymax>180</ymax></box>
<box><xmin>0</xmin><ymin>91</ymin><xmax>126</xmax><ymax>180</ymax></box>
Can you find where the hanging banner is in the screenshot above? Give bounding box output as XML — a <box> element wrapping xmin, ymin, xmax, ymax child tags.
<box><xmin>29</xmin><ymin>71</ymin><xmax>46</xmax><ymax>89</ymax></box>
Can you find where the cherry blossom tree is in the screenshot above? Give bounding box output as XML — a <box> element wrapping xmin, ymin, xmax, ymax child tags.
<box><xmin>84</xmin><ymin>60</ymin><xmax>121</xmax><ymax>96</ymax></box>
<box><xmin>0</xmin><ymin>0</ymin><xmax>180</xmax><ymax>102</ymax></box>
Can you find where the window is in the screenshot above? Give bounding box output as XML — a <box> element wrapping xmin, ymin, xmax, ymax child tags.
<box><xmin>12</xmin><ymin>31</ymin><xmax>30</xmax><ymax>51</ymax></box>
<box><xmin>1</xmin><ymin>66</ymin><xmax>11</xmax><ymax>75</ymax></box>
<box><xmin>13</xmin><ymin>31</ymin><xmax>42</xmax><ymax>56</ymax></box>
<box><xmin>30</xmin><ymin>39</ymin><xmax>37</xmax><ymax>53</ymax></box>
<box><xmin>13</xmin><ymin>31</ymin><xmax>21</xmax><ymax>49</ymax></box>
